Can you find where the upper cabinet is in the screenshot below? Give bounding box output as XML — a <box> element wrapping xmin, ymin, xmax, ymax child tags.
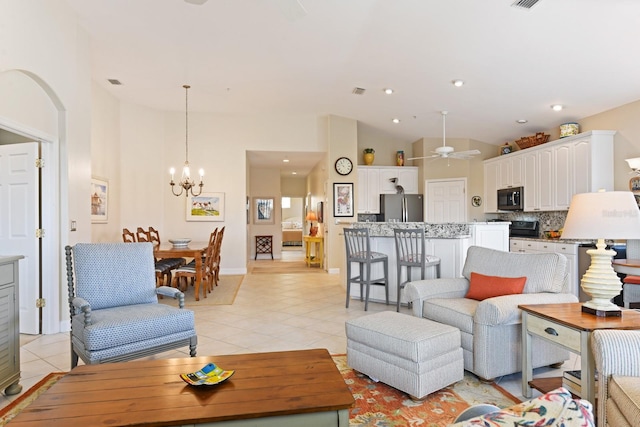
<box><xmin>357</xmin><ymin>166</ymin><xmax>419</xmax><ymax>214</ymax></box>
<box><xmin>483</xmin><ymin>130</ymin><xmax>615</xmax><ymax>213</ymax></box>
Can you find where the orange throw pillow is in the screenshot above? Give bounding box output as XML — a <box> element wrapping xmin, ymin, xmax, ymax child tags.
<box><xmin>465</xmin><ymin>272</ymin><xmax>527</xmax><ymax>301</ymax></box>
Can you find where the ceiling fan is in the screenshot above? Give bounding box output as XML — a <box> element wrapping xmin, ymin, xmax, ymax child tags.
<box><xmin>407</xmin><ymin>111</ymin><xmax>481</xmax><ymax>161</ymax></box>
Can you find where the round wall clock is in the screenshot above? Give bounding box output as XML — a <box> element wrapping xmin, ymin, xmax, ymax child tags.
<box><xmin>334</xmin><ymin>157</ymin><xmax>353</xmax><ymax>176</ymax></box>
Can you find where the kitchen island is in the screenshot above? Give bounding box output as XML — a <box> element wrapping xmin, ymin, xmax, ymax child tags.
<box><xmin>348</xmin><ymin>222</ymin><xmax>509</xmax><ymax>306</ymax></box>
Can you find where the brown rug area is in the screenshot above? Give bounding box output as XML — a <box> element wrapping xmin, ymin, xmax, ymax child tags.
<box><xmin>1</xmin><ymin>356</ymin><xmax>519</xmax><ymax>426</ymax></box>
<box><xmin>159</xmin><ymin>274</ymin><xmax>244</xmax><ymax>306</ymax></box>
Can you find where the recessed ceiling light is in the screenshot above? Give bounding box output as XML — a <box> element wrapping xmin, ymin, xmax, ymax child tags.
<box><xmin>452</xmin><ymin>79</ymin><xmax>464</xmax><ymax>87</ymax></box>
<box><xmin>392</xmin><ymin>118</ymin><xmax>400</xmax><ymax>124</ymax></box>
<box><xmin>282</xmin><ymin>159</ymin><xmax>290</xmax><ymax>163</ymax></box>
<box><xmin>384</xmin><ymin>88</ymin><xmax>394</xmax><ymax>95</ymax></box>
<box><xmin>292</xmin><ymin>171</ymin><xmax>297</xmax><ymax>175</ymax></box>
<box><xmin>516</xmin><ymin>119</ymin><xmax>528</xmax><ymax>124</ymax></box>
<box><xmin>551</xmin><ymin>104</ymin><xmax>564</xmax><ymax>111</ymax></box>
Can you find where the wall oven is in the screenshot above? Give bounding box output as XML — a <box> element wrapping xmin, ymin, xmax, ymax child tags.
<box><xmin>497</xmin><ymin>187</ymin><xmax>524</xmax><ymax>211</ymax></box>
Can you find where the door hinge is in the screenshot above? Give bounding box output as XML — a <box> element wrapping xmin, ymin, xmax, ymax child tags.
<box><xmin>36</xmin><ymin>298</ymin><xmax>46</xmax><ymax>308</ymax></box>
<box><xmin>35</xmin><ymin>158</ymin><xmax>45</xmax><ymax>168</ymax></box>
<box><xmin>35</xmin><ymin>228</ymin><xmax>45</xmax><ymax>238</ymax></box>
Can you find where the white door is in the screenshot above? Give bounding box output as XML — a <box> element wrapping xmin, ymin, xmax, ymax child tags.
<box><xmin>0</xmin><ymin>142</ymin><xmax>40</xmax><ymax>334</ymax></box>
<box><xmin>426</xmin><ymin>179</ymin><xmax>467</xmax><ymax>223</ymax></box>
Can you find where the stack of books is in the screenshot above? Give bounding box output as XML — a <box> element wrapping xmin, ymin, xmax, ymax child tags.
<box><xmin>562</xmin><ymin>370</ymin><xmax>598</xmax><ymax>397</ymax></box>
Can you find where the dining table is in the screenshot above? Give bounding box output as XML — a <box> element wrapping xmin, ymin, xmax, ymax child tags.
<box><xmin>155</xmin><ymin>241</ymin><xmax>209</xmax><ymax>301</ymax></box>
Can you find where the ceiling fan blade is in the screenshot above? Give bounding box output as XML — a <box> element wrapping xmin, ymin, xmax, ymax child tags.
<box><xmin>406</xmin><ymin>154</ymin><xmax>439</xmax><ymax>161</ymax></box>
<box><xmin>456</xmin><ymin>149</ymin><xmax>481</xmax><ymax>156</ymax></box>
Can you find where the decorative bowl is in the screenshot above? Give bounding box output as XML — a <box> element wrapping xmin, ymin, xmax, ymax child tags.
<box><xmin>168</xmin><ymin>238</ymin><xmax>191</xmax><ymax>248</ymax></box>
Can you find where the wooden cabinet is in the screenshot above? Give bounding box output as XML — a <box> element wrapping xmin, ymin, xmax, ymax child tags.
<box><xmin>357</xmin><ymin>166</ymin><xmax>419</xmax><ymax>213</ymax></box>
<box><xmin>484</xmin><ymin>131</ymin><xmax>615</xmax><ymax>213</ymax></box>
<box><xmin>357</xmin><ymin>168</ymin><xmax>381</xmax><ymax>213</ymax></box>
<box><xmin>0</xmin><ymin>256</ymin><xmax>23</xmax><ymax>396</ymax></box>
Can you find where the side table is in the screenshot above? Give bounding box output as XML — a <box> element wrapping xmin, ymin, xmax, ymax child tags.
<box><xmin>255</xmin><ymin>235</ymin><xmax>273</xmax><ymax>260</ymax></box>
<box><xmin>519</xmin><ymin>302</ymin><xmax>640</xmax><ymax>424</ymax></box>
<box><xmin>304</xmin><ymin>235</ymin><xmax>323</xmax><ymax>268</ymax></box>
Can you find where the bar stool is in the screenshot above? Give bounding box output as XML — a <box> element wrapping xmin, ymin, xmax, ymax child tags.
<box><xmin>623</xmin><ymin>239</ymin><xmax>640</xmax><ymax>308</ymax></box>
<box><xmin>393</xmin><ymin>228</ymin><xmax>441</xmax><ymax>312</ymax></box>
<box><xmin>344</xmin><ymin>228</ymin><xmax>389</xmax><ymax>311</ymax></box>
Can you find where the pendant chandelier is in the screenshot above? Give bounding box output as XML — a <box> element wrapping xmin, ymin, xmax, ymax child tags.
<box><xmin>169</xmin><ymin>84</ymin><xmax>204</xmax><ymax>197</ymax></box>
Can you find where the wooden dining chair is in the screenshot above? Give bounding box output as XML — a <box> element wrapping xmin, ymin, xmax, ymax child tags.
<box><xmin>210</xmin><ymin>226</ymin><xmax>225</xmax><ymax>289</ymax></box>
<box><xmin>174</xmin><ymin>239</ymin><xmax>215</xmax><ymax>300</ymax></box>
<box><xmin>135</xmin><ymin>227</ymin><xmax>177</xmax><ymax>287</ymax></box>
<box><xmin>122</xmin><ymin>228</ymin><xmax>136</xmax><ymax>243</ymax></box>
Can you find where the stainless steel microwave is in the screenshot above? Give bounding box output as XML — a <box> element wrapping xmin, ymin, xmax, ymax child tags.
<box><xmin>497</xmin><ymin>187</ymin><xmax>523</xmax><ymax>210</ymax></box>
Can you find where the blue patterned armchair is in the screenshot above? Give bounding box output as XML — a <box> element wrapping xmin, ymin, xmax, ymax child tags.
<box><xmin>65</xmin><ymin>243</ymin><xmax>197</xmax><ymax>367</ymax></box>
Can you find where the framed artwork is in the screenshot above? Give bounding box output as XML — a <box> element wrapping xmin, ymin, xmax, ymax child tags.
<box><xmin>90</xmin><ymin>177</ymin><xmax>109</xmax><ymax>223</ymax></box>
<box><xmin>630</xmin><ymin>176</ymin><xmax>640</xmax><ymax>192</ymax></box>
<box><xmin>186</xmin><ymin>192</ymin><xmax>225</xmax><ymax>222</ymax></box>
<box><xmin>317</xmin><ymin>201</ymin><xmax>324</xmax><ymax>223</ymax></box>
<box><xmin>253</xmin><ymin>197</ymin><xmax>275</xmax><ymax>224</ymax></box>
<box><xmin>333</xmin><ymin>183</ymin><xmax>354</xmax><ymax>217</ymax></box>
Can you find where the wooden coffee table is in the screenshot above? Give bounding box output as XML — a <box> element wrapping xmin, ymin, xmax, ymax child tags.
<box><xmin>9</xmin><ymin>349</ymin><xmax>354</xmax><ymax>427</ymax></box>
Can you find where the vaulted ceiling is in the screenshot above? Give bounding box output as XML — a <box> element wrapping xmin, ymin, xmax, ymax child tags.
<box><xmin>66</xmin><ymin>0</ymin><xmax>640</xmax><ymax>147</ymax></box>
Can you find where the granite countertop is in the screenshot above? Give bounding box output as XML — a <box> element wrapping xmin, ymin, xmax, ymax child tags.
<box><xmin>510</xmin><ymin>236</ymin><xmax>596</xmax><ymax>245</ymax></box>
<box><xmin>353</xmin><ymin>222</ymin><xmax>481</xmax><ymax>238</ymax></box>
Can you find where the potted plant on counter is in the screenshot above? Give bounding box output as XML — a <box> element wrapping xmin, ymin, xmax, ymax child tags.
<box><xmin>363</xmin><ymin>148</ymin><xmax>375</xmax><ymax>165</ymax></box>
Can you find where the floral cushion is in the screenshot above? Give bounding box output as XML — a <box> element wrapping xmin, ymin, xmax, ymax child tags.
<box><xmin>449</xmin><ymin>387</ymin><xmax>594</xmax><ymax>427</ymax></box>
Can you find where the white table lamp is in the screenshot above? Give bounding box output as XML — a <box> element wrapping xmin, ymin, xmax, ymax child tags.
<box><xmin>561</xmin><ymin>190</ymin><xmax>640</xmax><ymax>316</ymax></box>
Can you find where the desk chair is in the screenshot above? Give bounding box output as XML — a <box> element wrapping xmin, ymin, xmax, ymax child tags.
<box><xmin>393</xmin><ymin>228</ymin><xmax>441</xmax><ymax>312</ymax></box>
<box><xmin>344</xmin><ymin>228</ymin><xmax>389</xmax><ymax>311</ymax></box>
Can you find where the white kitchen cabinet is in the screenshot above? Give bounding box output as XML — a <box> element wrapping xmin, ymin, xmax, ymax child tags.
<box><xmin>470</xmin><ymin>223</ymin><xmax>509</xmax><ymax>252</ymax></box>
<box><xmin>0</xmin><ymin>256</ymin><xmax>23</xmax><ymax>396</ymax></box>
<box><xmin>484</xmin><ymin>130</ymin><xmax>615</xmax><ymax>214</ymax></box>
<box><xmin>510</xmin><ymin>239</ymin><xmax>579</xmax><ymax>298</ymax></box>
<box><xmin>378</xmin><ymin>166</ymin><xmax>419</xmax><ymax>194</ymax></box>
<box><xmin>357</xmin><ymin>167</ymin><xmax>381</xmax><ymax>213</ymax></box>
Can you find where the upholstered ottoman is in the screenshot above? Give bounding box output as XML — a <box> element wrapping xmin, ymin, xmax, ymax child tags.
<box><xmin>345</xmin><ymin>311</ymin><xmax>463</xmax><ymax>399</ymax></box>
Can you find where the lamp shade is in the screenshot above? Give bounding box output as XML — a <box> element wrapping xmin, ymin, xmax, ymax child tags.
<box><xmin>306</xmin><ymin>211</ymin><xmax>318</xmax><ymax>222</ymax></box>
<box><xmin>561</xmin><ymin>191</ymin><xmax>640</xmax><ymax>240</ymax></box>
<box><xmin>626</xmin><ymin>157</ymin><xmax>640</xmax><ymax>171</ymax></box>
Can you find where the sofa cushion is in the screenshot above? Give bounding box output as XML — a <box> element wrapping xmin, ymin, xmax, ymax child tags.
<box><xmin>461</xmin><ymin>246</ymin><xmax>568</xmax><ymax>294</ymax></box>
<box><xmin>423</xmin><ymin>298</ymin><xmax>478</xmax><ymax>335</ymax></box>
<box><xmin>465</xmin><ymin>272</ymin><xmax>526</xmax><ymax>301</ymax></box>
<box><xmin>608</xmin><ymin>375</ymin><xmax>640</xmax><ymax>426</ymax></box>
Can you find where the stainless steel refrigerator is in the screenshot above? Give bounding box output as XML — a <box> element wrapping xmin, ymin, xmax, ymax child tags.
<box><xmin>378</xmin><ymin>194</ymin><xmax>424</xmax><ymax>222</ymax></box>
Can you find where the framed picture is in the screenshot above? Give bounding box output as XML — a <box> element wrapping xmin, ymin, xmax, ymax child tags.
<box><xmin>186</xmin><ymin>192</ymin><xmax>225</xmax><ymax>222</ymax></box>
<box><xmin>253</xmin><ymin>197</ymin><xmax>275</xmax><ymax>224</ymax></box>
<box><xmin>90</xmin><ymin>177</ymin><xmax>109</xmax><ymax>223</ymax></box>
<box><xmin>630</xmin><ymin>177</ymin><xmax>640</xmax><ymax>192</ymax></box>
<box><xmin>317</xmin><ymin>201</ymin><xmax>324</xmax><ymax>223</ymax></box>
<box><xmin>333</xmin><ymin>183</ymin><xmax>354</xmax><ymax>217</ymax></box>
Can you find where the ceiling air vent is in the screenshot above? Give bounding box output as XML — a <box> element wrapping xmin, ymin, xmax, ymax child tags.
<box><xmin>107</xmin><ymin>79</ymin><xmax>122</xmax><ymax>85</ymax></box>
<box><xmin>511</xmin><ymin>0</ymin><xmax>541</xmax><ymax>9</ymax></box>
<box><xmin>352</xmin><ymin>87</ymin><xmax>366</xmax><ymax>95</ymax></box>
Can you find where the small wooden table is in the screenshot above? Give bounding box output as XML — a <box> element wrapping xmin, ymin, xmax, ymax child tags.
<box><xmin>304</xmin><ymin>235</ymin><xmax>323</xmax><ymax>268</ymax></box>
<box><xmin>155</xmin><ymin>241</ymin><xmax>208</xmax><ymax>301</ymax></box>
<box><xmin>520</xmin><ymin>302</ymin><xmax>640</xmax><ymax>416</ymax></box>
<box><xmin>8</xmin><ymin>349</ymin><xmax>354</xmax><ymax>427</ymax></box>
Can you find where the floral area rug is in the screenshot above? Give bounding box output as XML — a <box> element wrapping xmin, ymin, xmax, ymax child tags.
<box><xmin>332</xmin><ymin>355</ymin><xmax>521</xmax><ymax>426</ymax></box>
<box><xmin>0</xmin><ymin>358</ymin><xmax>520</xmax><ymax>427</ymax></box>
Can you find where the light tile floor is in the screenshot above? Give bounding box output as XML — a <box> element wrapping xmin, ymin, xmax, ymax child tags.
<box><xmin>1</xmin><ymin>249</ymin><xmax>579</xmax><ymax>410</ymax></box>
